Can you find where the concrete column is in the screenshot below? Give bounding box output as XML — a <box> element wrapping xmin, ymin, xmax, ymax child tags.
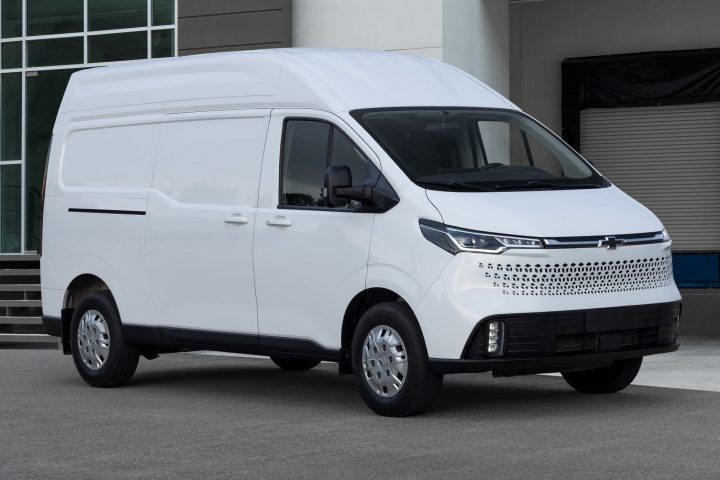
<box><xmin>292</xmin><ymin>0</ymin><xmax>443</xmax><ymax>60</ymax></box>
<box><xmin>291</xmin><ymin>0</ymin><xmax>509</xmax><ymax>94</ymax></box>
<box><xmin>442</xmin><ymin>0</ymin><xmax>510</xmax><ymax>96</ymax></box>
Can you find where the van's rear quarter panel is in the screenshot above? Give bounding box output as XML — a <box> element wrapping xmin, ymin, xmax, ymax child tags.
<box><xmin>41</xmin><ymin>197</ymin><xmax>154</xmax><ymax>327</ymax></box>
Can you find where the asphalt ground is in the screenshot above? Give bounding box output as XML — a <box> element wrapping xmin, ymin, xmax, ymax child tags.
<box><xmin>1</xmin><ymin>348</ymin><xmax>719</xmax><ymax>480</ymax></box>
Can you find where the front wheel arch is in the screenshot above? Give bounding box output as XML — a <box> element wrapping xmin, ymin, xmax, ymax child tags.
<box><xmin>340</xmin><ymin>288</ymin><xmax>426</xmax><ymax>374</ymax></box>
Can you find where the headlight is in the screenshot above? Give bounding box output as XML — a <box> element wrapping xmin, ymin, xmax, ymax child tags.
<box><xmin>661</xmin><ymin>228</ymin><xmax>671</xmax><ymax>242</ymax></box>
<box><xmin>419</xmin><ymin>219</ymin><xmax>543</xmax><ymax>254</ymax></box>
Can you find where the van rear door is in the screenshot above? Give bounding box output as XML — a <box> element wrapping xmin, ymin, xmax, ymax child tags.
<box><xmin>144</xmin><ymin>110</ymin><xmax>270</xmax><ymax>338</ymax></box>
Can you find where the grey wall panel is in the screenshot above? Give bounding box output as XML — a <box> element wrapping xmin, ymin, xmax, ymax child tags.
<box><xmin>580</xmin><ymin>102</ymin><xmax>720</xmax><ymax>251</ymax></box>
<box><xmin>180</xmin><ymin>0</ymin><xmax>287</xmax><ymax>17</ymax></box>
<box><xmin>178</xmin><ymin>0</ymin><xmax>291</xmax><ymax>55</ymax></box>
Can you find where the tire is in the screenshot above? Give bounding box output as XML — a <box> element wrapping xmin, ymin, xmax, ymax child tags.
<box><xmin>561</xmin><ymin>357</ymin><xmax>643</xmax><ymax>394</ymax></box>
<box><xmin>70</xmin><ymin>290</ymin><xmax>140</xmax><ymax>388</ymax></box>
<box><xmin>351</xmin><ymin>302</ymin><xmax>443</xmax><ymax>417</ymax></box>
<box><xmin>271</xmin><ymin>357</ymin><xmax>321</xmax><ymax>371</ymax></box>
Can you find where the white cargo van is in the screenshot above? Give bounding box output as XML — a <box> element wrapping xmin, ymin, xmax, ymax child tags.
<box><xmin>41</xmin><ymin>49</ymin><xmax>681</xmax><ymax>416</ymax></box>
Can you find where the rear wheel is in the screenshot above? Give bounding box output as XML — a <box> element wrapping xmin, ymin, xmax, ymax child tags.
<box><xmin>70</xmin><ymin>291</ymin><xmax>140</xmax><ymax>388</ymax></box>
<box><xmin>561</xmin><ymin>357</ymin><xmax>643</xmax><ymax>394</ymax></box>
<box><xmin>271</xmin><ymin>357</ymin><xmax>321</xmax><ymax>371</ymax></box>
<box><xmin>352</xmin><ymin>302</ymin><xmax>443</xmax><ymax>417</ymax></box>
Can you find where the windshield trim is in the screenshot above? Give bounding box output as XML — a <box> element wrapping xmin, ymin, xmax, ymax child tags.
<box><xmin>350</xmin><ymin>107</ymin><xmax>610</xmax><ymax>192</ymax></box>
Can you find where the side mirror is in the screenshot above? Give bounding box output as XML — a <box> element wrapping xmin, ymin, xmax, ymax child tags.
<box><xmin>324</xmin><ymin>165</ymin><xmax>353</xmax><ymax>207</ymax></box>
<box><xmin>323</xmin><ymin>164</ymin><xmax>400</xmax><ymax>213</ymax></box>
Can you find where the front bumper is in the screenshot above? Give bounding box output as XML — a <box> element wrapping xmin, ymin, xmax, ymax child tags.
<box><xmin>415</xmin><ymin>242</ymin><xmax>682</xmax><ymax>359</ymax></box>
<box><xmin>429</xmin><ymin>342</ymin><xmax>679</xmax><ymax>375</ymax></box>
<box><xmin>429</xmin><ymin>301</ymin><xmax>681</xmax><ymax>375</ymax></box>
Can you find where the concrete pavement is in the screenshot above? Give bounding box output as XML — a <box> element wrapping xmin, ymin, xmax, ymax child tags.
<box><xmin>543</xmin><ymin>335</ymin><xmax>720</xmax><ymax>393</ymax></box>
<box><xmin>1</xmin><ymin>338</ymin><xmax>719</xmax><ymax>479</ymax></box>
<box><xmin>635</xmin><ymin>335</ymin><xmax>720</xmax><ymax>392</ymax></box>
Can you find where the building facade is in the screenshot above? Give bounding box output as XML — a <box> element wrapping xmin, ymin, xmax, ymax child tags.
<box><xmin>0</xmin><ymin>0</ymin><xmax>177</xmax><ymax>254</ymax></box>
<box><xmin>0</xmin><ymin>0</ymin><xmax>716</xmax><ymax>334</ymax></box>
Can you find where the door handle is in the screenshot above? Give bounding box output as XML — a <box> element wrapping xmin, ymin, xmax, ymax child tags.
<box><xmin>223</xmin><ymin>213</ymin><xmax>249</xmax><ymax>225</ymax></box>
<box><xmin>265</xmin><ymin>216</ymin><xmax>293</xmax><ymax>228</ymax></box>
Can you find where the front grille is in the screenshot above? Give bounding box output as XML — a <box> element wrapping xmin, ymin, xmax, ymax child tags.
<box><xmin>464</xmin><ymin>302</ymin><xmax>680</xmax><ymax>360</ymax></box>
<box><xmin>478</xmin><ymin>254</ymin><xmax>673</xmax><ymax>296</ymax></box>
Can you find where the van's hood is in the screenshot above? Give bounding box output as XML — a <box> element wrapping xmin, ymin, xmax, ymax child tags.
<box><xmin>425</xmin><ymin>185</ymin><xmax>663</xmax><ymax>238</ymax></box>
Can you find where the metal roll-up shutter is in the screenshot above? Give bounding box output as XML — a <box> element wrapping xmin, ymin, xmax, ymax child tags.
<box><xmin>580</xmin><ymin>102</ymin><xmax>720</xmax><ymax>251</ymax></box>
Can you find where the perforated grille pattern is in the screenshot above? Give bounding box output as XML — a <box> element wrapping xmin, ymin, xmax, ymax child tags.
<box><xmin>479</xmin><ymin>255</ymin><xmax>674</xmax><ymax>296</ymax></box>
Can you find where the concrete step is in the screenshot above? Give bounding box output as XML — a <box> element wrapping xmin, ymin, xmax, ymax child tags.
<box><xmin>0</xmin><ymin>269</ymin><xmax>40</xmax><ymax>276</ymax></box>
<box><xmin>0</xmin><ymin>316</ymin><xmax>43</xmax><ymax>325</ymax></box>
<box><xmin>0</xmin><ymin>299</ymin><xmax>42</xmax><ymax>308</ymax></box>
<box><xmin>0</xmin><ymin>254</ymin><xmax>40</xmax><ymax>261</ymax></box>
<box><xmin>0</xmin><ymin>333</ymin><xmax>56</xmax><ymax>343</ymax></box>
<box><xmin>0</xmin><ymin>284</ymin><xmax>41</xmax><ymax>292</ymax></box>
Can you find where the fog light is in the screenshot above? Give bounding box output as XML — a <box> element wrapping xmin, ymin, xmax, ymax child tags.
<box><xmin>486</xmin><ymin>320</ymin><xmax>505</xmax><ymax>356</ymax></box>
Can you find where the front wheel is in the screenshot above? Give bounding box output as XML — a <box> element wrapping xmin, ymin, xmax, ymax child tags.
<box><xmin>561</xmin><ymin>357</ymin><xmax>643</xmax><ymax>394</ymax></box>
<box><xmin>352</xmin><ymin>302</ymin><xmax>443</xmax><ymax>417</ymax></box>
<box><xmin>70</xmin><ymin>291</ymin><xmax>140</xmax><ymax>388</ymax></box>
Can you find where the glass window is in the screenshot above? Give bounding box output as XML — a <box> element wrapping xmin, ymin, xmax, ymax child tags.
<box><xmin>281</xmin><ymin>120</ymin><xmax>371</xmax><ymax>208</ymax></box>
<box><xmin>26</xmin><ymin>68</ymin><xmax>79</xmax><ymax>252</ymax></box>
<box><xmin>281</xmin><ymin>121</ymin><xmax>331</xmax><ymax>207</ymax></box>
<box><xmin>88</xmin><ymin>31</ymin><xmax>147</xmax><ymax>62</ymax></box>
<box><xmin>27</xmin><ymin>37</ymin><xmax>84</xmax><ymax>67</ymax></box>
<box><xmin>88</xmin><ymin>0</ymin><xmax>147</xmax><ymax>31</ymax></box>
<box><xmin>355</xmin><ymin>109</ymin><xmax>604</xmax><ymax>192</ymax></box>
<box><xmin>1</xmin><ymin>73</ymin><xmax>21</xmax><ymax>161</ymax></box>
<box><xmin>153</xmin><ymin>0</ymin><xmax>174</xmax><ymax>26</ymax></box>
<box><xmin>0</xmin><ymin>164</ymin><xmax>21</xmax><ymax>253</ymax></box>
<box><xmin>1</xmin><ymin>0</ymin><xmax>22</xmax><ymax>38</ymax></box>
<box><xmin>27</xmin><ymin>0</ymin><xmax>83</xmax><ymax>36</ymax></box>
<box><xmin>1</xmin><ymin>41</ymin><xmax>21</xmax><ymax>69</ymax></box>
<box><xmin>151</xmin><ymin>29</ymin><xmax>174</xmax><ymax>58</ymax></box>
<box><xmin>331</xmin><ymin>129</ymin><xmax>370</xmax><ymax>185</ymax></box>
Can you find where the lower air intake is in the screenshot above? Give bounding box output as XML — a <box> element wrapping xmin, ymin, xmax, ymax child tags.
<box><xmin>464</xmin><ymin>302</ymin><xmax>680</xmax><ymax>360</ymax></box>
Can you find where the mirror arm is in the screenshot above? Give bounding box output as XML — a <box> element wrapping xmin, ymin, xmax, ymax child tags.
<box><xmin>334</xmin><ymin>185</ymin><xmax>373</xmax><ymax>203</ymax></box>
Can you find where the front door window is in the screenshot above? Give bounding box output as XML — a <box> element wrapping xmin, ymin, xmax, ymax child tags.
<box><xmin>280</xmin><ymin>119</ymin><xmax>371</xmax><ymax>209</ymax></box>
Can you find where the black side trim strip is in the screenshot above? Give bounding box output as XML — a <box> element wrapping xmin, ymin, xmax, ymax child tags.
<box><xmin>160</xmin><ymin>328</ymin><xmax>258</xmax><ymax>348</ymax></box>
<box><xmin>122</xmin><ymin>325</ymin><xmax>340</xmax><ymax>362</ymax></box>
<box><xmin>68</xmin><ymin>208</ymin><xmax>146</xmax><ymax>215</ymax></box>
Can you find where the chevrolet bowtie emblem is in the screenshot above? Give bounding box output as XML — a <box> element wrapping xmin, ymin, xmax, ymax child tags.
<box><xmin>598</xmin><ymin>236</ymin><xmax>624</xmax><ymax>249</ymax></box>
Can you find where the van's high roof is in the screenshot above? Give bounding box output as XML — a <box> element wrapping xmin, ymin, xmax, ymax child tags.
<box><xmin>58</xmin><ymin>48</ymin><xmax>517</xmax><ymax>115</ymax></box>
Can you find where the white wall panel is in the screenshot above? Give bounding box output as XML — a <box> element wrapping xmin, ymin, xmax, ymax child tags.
<box><xmin>292</xmin><ymin>0</ymin><xmax>442</xmax><ymax>59</ymax></box>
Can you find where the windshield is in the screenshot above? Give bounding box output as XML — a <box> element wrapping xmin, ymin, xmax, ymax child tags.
<box><xmin>352</xmin><ymin>108</ymin><xmax>608</xmax><ymax>191</ymax></box>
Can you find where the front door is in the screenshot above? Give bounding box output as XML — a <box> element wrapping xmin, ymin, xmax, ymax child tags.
<box><xmin>145</xmin><ymin>110</ymin><xmax>270</xmax><ymax>336</ymax></box>
<box><xmin>253</xmin><ymin>110</ymin><xmax>378</xmax><ymax>350</ymax></box>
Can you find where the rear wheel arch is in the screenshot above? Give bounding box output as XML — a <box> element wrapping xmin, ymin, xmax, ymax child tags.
<box><xmin>60</xmin><ymin>274</ymin><xmax>115</xmax><ymax>354</ymax></box>
<box><xmin>64</xmin><ymin>273</ymin><xmax>113</xmax><ymax>309</ymax></box>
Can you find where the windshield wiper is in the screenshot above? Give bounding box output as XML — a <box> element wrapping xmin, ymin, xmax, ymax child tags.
<box><xmin>415</xmin><ymin>180</ymin><xmax>495</xmax><ymax>191</ymax></box>
<box><xmin>491</xmin><ymin>181</ymin><xmax>601</xmax><ymax>191</ymax></box>
<box><xmin>477</xmin><ymin>162</ymin><xmax>505</xmax><ymax>172</ymax></box>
